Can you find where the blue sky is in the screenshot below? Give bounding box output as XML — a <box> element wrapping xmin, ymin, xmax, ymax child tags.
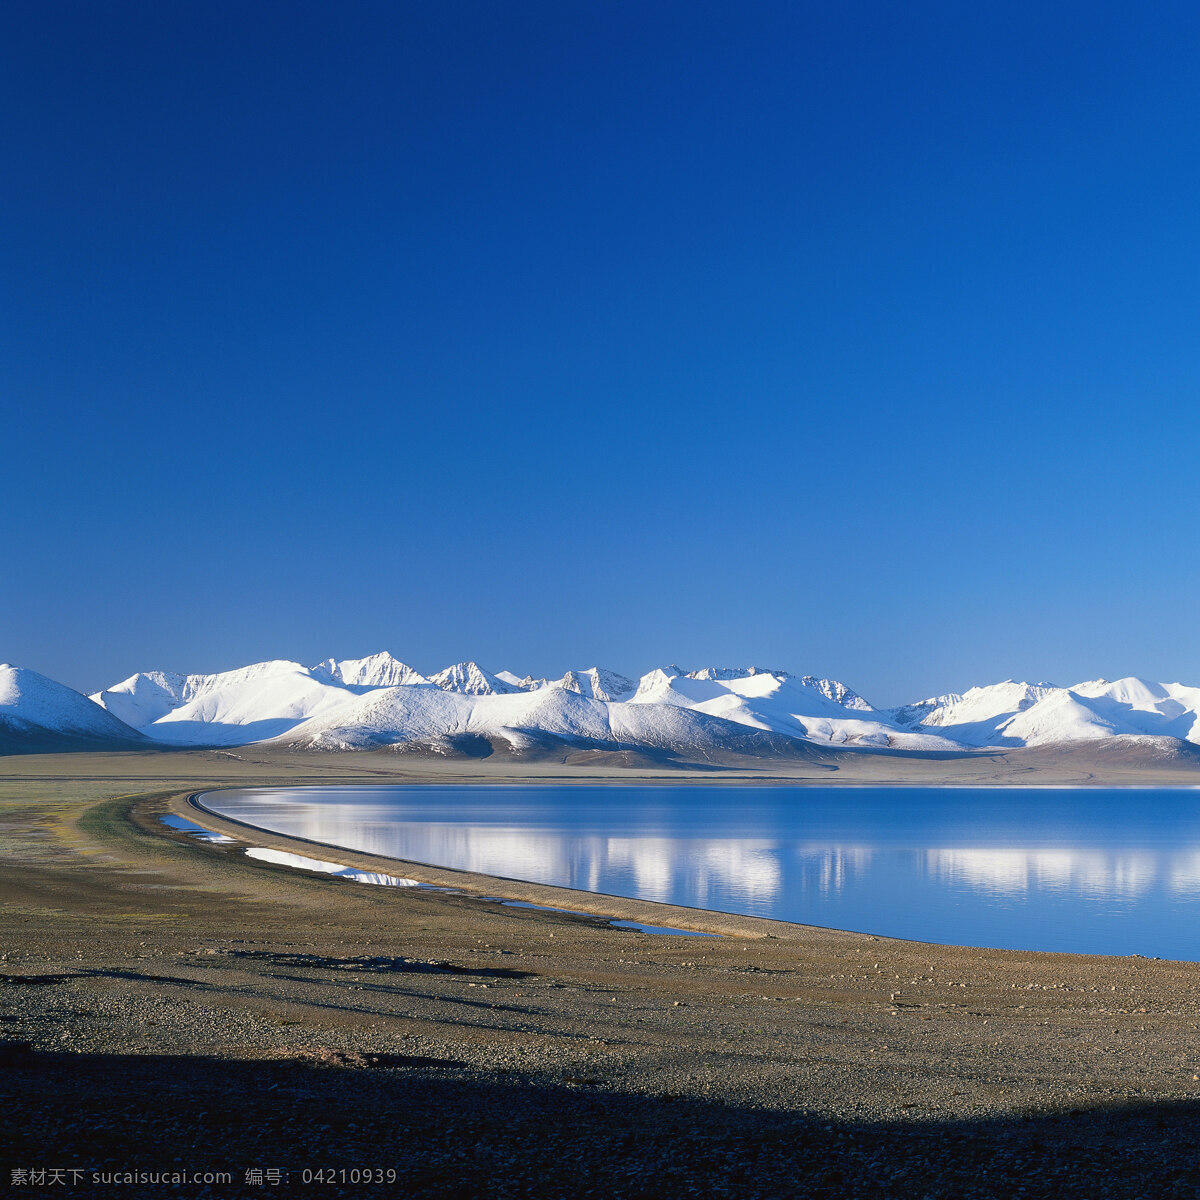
<box><xmin>5</xmin><ymin>1</ymin><xmax>1200</xmax><ymax>704</ymax></box>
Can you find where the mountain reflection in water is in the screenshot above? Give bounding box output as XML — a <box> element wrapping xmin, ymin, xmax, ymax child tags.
<box><xmin>202</xmin><ymin>785</ymin><xmax>1200</xmax><ymax>960</ymax></box>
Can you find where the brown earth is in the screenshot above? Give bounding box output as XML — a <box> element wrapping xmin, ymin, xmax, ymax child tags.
<box><xmin>2</xmin><ymin>749</ymin><xmax>1200</xmax><ymax>1198</ymax></box>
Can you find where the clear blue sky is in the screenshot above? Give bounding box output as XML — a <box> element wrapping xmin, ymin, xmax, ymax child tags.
<box><xmin>5</xmin><ymin>1</ymin><xmax>1200</xmax><ymax>705</ymax></box>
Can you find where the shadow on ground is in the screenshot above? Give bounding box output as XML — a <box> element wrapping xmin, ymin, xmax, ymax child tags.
<box><xmin>1</xmin><ymin>1047</ymin><xmax>1197</xmax><ymax>1198</ymax></box>
<box><xmin>223</xmin><ymin>949</ymin><xmax>537</xmax><ymax>979</ymax></box>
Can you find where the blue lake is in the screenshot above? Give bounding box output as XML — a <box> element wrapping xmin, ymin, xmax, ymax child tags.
<box><xmin>200</xmin><ymin>785</ymin><xmax>1200</xmax><ymax>960</ymax></box>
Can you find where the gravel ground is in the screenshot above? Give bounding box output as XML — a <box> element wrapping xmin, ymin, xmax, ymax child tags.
<box><xmin>2</xmin><ymin>756</ymin><xmax>1200</xmax><ymax>1197</ymax></box>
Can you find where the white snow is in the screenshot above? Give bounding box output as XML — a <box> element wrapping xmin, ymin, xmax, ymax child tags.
<box><xmin>312</xmin><ymin>652</ymin><xmax>429</xmax><ymax>689</ymax></box>
<box><xmin>92</xmin><ymin>655</ymin><xmax>420</xmax><ymax>745</ymax></box>
<box><xmin>890</xmin><ymin>681</ymin><xmax>1061</xmax><ymax>746</ymax></box>
<box><xmin>279</xmin><ymin>679</ymin><xmax>817</xmax><ymax>758</ymax></box>
<box><xmin>59</xmin><ymin>653</ymin><xmax>1200</xmax><ymax>757</ymax></box>
<box><xmin>244</xmin><ymin>847</ymin><xmax>420</xmax><ymax>886</ymax></box>
<box><xmin>429</xmin><ymin>662</ymin><xmax>519</xmax><ymax>695</ymax></box>
<box><xmin>887</xmin><ymin>676</ymin><xmax>1200</xmax><ymax>747</ymax></box>
<box><xmin>99</xmin><ymin>660</ymin><xmax>361</xmax><ymax>746</ymax></box>
<box><xmin>626</xmin><ymin>667</ymin><xmax>952</xmax><ymax>749</ymax></box>
<box><xmin>1</xmin><ymin>665</ymin><xmax>144</xmax><ymax>742</ymax></box>
<box><xmin>550</xmin><ymin>667</ymin><xmax>636</xmax><ymax>702</ymax></box>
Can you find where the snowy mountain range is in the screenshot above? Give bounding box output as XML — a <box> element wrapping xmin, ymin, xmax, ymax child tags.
<box><xmin>0</xmin><ymin>664</ymin><xmax>148</xmax><ymax>754</ymax></box>
<box><xmin>6</xmin><ymin>652</ymin><xmax>1200</xmax><ymax>761</ymax></box>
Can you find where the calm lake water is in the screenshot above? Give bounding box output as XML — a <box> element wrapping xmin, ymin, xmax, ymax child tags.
<box><xmin>201</xmin><ymin>785</ymin><xmax>1200</xmax><ymax>959</ymax></box>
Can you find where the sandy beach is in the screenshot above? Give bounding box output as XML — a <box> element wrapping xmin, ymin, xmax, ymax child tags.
<box><xmin>3</xmin><ymin>750</ymin><xmax>1200</xmax><ymax>1197</ymax></box>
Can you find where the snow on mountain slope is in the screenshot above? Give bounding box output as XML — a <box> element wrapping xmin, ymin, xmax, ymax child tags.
<box><xmin>629</xmin><ymin>667</ymin><xmax>954</xmax><ymax>749</ymax></box>
<box><xmin>94</xmin><ymin>654</ymin><xmax>560</xmax><ymax>746</ymax></box>
<box><xmin>429</xmin><ymin>662</ymin><xmax>519</xmax><ymax>695</ymax></box>
<box><xmin>494</xmin><ymin>670</ymin><xmax>530</xmax><ymax>688</ymax></box>
<box><xmin>891</xmin><ymin>681</ymin><xmax>1060</xmax><ymax>747</ymax></box>
<box><xmin>146</xmin><ymin>667</ymin><xmax>360</xmax><ymax>745</ymax></box>
<box><xmin>93</xmin><ymin>659</ymin><xmax>361</xmax><ymax>745</ymax></box>
<box><xmin>71</xmin><ymin>653</ymin><xmax>1200</xmax><ymax>758</ymax></box>
<box><xmin>999</xmin><ymin>689</ymin><xmax>1125</xmax><ymax>746</ymax></box>
<box><xmin>1014</xmin><ymin>678</ymin><xmax>1200</xmax><ymax>745</ymax></box>
<box><xmin>281</xmin><ymin>684</ymin><xmax>474</xmax><ymax>749</ymax></box>
<box><xmin>1</xmin><ymin>665</ymin><xmax>146</xmax><ymax>749</ymax></box>
<box><xmin>889</xmin><ymin>677</ymin><xmax>1200</xmax><ymax>747</ymax></box>
<box><xmin>94</xmin><ymin>659</ymin><xmax>316</xmax><ymax>728</ymax></box>
<box><xmin>686</xmin><ymin>666</ymin><xmax>783</xmax><ymax>682</ymax></box>
<box><xmin>1073</xmin><ymin>678</ymin><xmax>1200</xmax><ymax>742</ymax></box>
<box><xmin>282</xmin><ymin>685</ymin><xmax>623</xmax><ymax>751</ymax></box>
<box><xmin>797</xmin><ymin>676</ymin><xmax>873</xmax><ymax>712</ymax></box>
<box><xmin>312</xmin><ymin>652</ymin><xmax>429</xmax><ymax>689</ymax></box>
<box><xmin>91</xmin><ymin>670</ymin><xmax>193</xmax><ymax>728</ymax></box>
<box><xmin>277</xmin><ymin>681</ymin><xmax>820</xmax><ymax>759</ymax></box>
<box><xmin>551</xmin><ymin>667</ymin><xmax>636</xmax><ymax>702</ymax></box>
<box><xmin>683</xmin><ymin>668</ymin><xmax>871</xmax><ymax>711</ymax></box>
<box><xmin>606</xmin><ymin>699</ymin><xmax>815</xmax><ymax>758</ymax></box>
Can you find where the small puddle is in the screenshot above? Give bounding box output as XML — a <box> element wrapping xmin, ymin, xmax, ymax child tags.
<box><xmin>160</xmin><ymin>814</ymin><xmax>237</xmax><ymax>843</ymax></box>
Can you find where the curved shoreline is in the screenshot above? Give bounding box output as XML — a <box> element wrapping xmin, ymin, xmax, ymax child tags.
<box><xmin>184</xmin><ymin>782</ymin><xmax>1200</xmax><ymax>963</ymax></box>
<box><xmin>182</xmin><ymin>787</ymin><xmax>825</xmax><ymax>941</ymax></box>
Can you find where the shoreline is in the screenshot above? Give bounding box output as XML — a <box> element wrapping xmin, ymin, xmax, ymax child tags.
<box><xmin>187</xmin><ymin>779</ymin><xmax>1200</xmax><ymax>964</ymax></box>
<box><xmin>183</xmin><ymin>786</ymin><xmax>825</xmax><ymax>941</ymax></box>
<box><xmin>5</xmin><ymin>752</ymin><xmax>1200</xmax><ymax>1196</ymax></box>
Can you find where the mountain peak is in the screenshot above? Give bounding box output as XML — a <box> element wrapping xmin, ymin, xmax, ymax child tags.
<box><xmin>42</xmin><ymin>656</ymin><xmax>1200</xmax><ymax>759</ymax></box>
<box><xmin>429</xmin><ymin>662</ymin><xmax>518</xmax><ymax>695</ymax></box>
<box><xmin>686</xmin><ymin>666</ymin><xmax>787</xmax><ymax>682</ymax></box>
<box><xmin>796</xmin><ymin>675</ymin><xmax>873</xmax><ymax>711</ymax></box>
<box><xmin>1</xmin><ymin>664</ymin><xmax>146</xmax><ymax>750</ymax></box>
<box><xmin>315</xmin><ymin>652</ymin><xmax>428</xmax><ymax>689</ymax></box>
<box><xmin>553</xmin><ymin>667</ymin><xmax>636</xmax><ymax>702</ymax></box>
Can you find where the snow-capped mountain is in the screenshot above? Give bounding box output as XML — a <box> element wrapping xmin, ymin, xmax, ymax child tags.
<box><xmin>278</xmin><ymin>682</ymin><xmax>819</xmax><ymax>760</ymax></box>
<box><xmin>889</xmin><ymin>677</ymin><xmax>1200</xmax><ymax>748</ymax></box>
<box><xmin>429</xmin><ymin>662</ymin><xmax>520</xmax><ymax>696</ymax></box>
<box><xmin>312</xmin><ymin>652</ymin><xmax>428</xmax><ymax>689</ymax></box>
<box><xmin>83</xmin><ymin>654</ymin><xmax>897</xmax><ymax>753</ymax></box>
<box><xmin>91</xmin><ymin>659</ymin><xmax>361</xmax><ymax>745</ymax></box>
<box><xmin>889</xmin><ymin>681</ymin><xmax>1061</xmax><ymax>746</ymax></box>
<box><xmin>1011</xmin><ymin>678</ymin><xmax>1200</xmax><ymax>746</ymax></box>
<box><xmin>0</xmin><ymin>654</ymin><xmax>1183</xmax><ymax>761</ymax></box>
<box><xmin>797</xmin><ymin>676</ymin><xmax>873</xmax><ymax>712</ymax></box>
<box><xmin>495</xmin><ymin>670</ymin><xmax>537</xmax><ymax>689</ymax></box>
<box><xmin>553</xmin><ymin>667</ymin><xmax>636</xmax><ymax>702</ymax></box>
<box><xmin>628</xmin><ymin>666</ymin><xmax>953</xmax><ymax>750</ymax></box>
<box><xmin>0</xmin><ymin>664</ymin><xmax>146</xmax><ymax>753</ymax></box>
